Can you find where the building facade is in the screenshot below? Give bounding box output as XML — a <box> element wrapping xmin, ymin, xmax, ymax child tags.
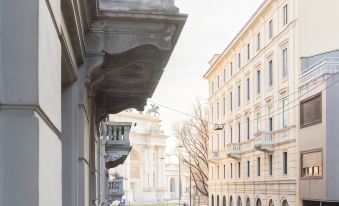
<box><xmin>203</xmin><ymin>1</ymin><xmax>339</xmax><ymax>206</ymax></box>
<box><xmin>298</xmin><ymin>50</ymin><xmax>339</xmax><ymax>206</ymax></box>
<box><xmin>108</xmin><ymin>110</ymin><xmax>169</xmax><ymax>203</ymax></box>
<box><xmin>104</xmin><ymin>110</ymin><xmax>190</xmax><ymax>204</ymax></box>
<box><xmin>0</xmin><ymin>1</ymin><xmax>186</xmax><ymax>206</ymax></box>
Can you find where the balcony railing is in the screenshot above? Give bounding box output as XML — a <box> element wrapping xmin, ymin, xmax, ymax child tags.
<box><xmin>102</xmin><ymin>122</ymin><xmax>132</xmax><ymax>169</ymax></box>
<box><xmin>208</xmin><ymin>150</ymin><xmax>223</xmax><ymax>163</ymax></box>
<box><xmin>107</xmin><ymin>174</ymin><xmax>124</xmax><ymax>202</ymax></box>
<box><xmin>104</xmin><ymin>122</ymin><xmax>132</xmax><ymax>146</ymax></box>
<box><xmin>226</xmin><ymin>143</ymin><xmax>241</xmax><ymax>159</ymax></box>
<box><xmin>254</xmin><ymin>126</ymin><xmax>295</xmax><ymax>152</ymax></box>
<box><xmin>254</xmin><ymin>131</ymin><xmax>274</xmax><ymax>152</ymax></box>
<box><xmin>300</xmin><ymin>57</ymin><xmax>339</xmax><ymax>85</ymax></box>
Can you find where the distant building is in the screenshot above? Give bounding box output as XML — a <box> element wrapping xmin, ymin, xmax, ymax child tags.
<box><xmin>204</xmin><ymin>0</ymin><xmax>339</xmax><ymax>206</ymax></box>
<box><xmin>0</xmin><ymin>0</ymin><xmax>186</xmax><ymax>206</ymax></box>
<box><xmin>108</xmin><ymin>110</ymin><xmax>186</xmax><ymax>203</ymax></box>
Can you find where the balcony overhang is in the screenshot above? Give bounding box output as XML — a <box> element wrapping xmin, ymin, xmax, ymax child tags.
<box><xmin>226</xmin><ymin>152</ymin><xmax>241</xmax><ymax>160</ymax></box>
<box><xmin>83</xmin><ymin>3</ymin><xmax>187</xmax><ymax>121</ymax></box>
<box><xmin>253</xmin><ymin>144</ymin><xmax>274</xmax><ymax>153</ymax></box>
<box><xmin>103</xmin><ymin>122</ymin><xmax>132</xmax><ymax>168</ymax></box>
<box><xmin>106</xmin><ymin>152</ymin><xmax>129</xmax><ymax>169</ymax></box>
<box><xmin>226</xmin><ymin>143</ymin><xmax>241</xmax><ymax>159</ymax></box>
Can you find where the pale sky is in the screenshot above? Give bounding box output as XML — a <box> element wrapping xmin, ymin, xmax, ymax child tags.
<box><xmin>149</xmin><ymin>0</ymin><xmax>264</xmax><ymax>150</ymax></box>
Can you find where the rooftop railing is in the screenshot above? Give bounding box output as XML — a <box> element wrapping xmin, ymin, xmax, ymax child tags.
<box><xmin>300</xmin><ymin>57</ymin><xmax>339</xmax><ymax>85</ymax></box>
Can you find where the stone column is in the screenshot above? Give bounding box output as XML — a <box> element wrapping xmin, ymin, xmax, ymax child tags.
<box><xmin>0</xmin><ymin>1</ymin><xmax>62</xmax><ymax>206</ymax></box>
<box><xmin>77</xmin><ymin>66</ymin><xmax>91</xmax><ymax>206</ymax></box>
<box><xmin>149</xmin><ymin>146</ymin><xmax>154</xmax><ymax>188</ymax></box>
<box><xmin>61</xmin><ymin>81</ymin><xmax>79</xmax><ymax>206</ymax></box>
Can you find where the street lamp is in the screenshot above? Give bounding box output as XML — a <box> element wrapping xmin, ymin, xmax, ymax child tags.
<box><xmin>189</xmin><ymin>156</ymin><xmax>192</xmax><ymax>206</ymax></box>
<box><xmin>177</xmin><ymin>145</ymin><xmax>193</xmax><ymax>206</ymax></box>
<box><xmin>177</xmin><ymin>146</ymin><xmax>183</xmax><ymax>206</ymax></box>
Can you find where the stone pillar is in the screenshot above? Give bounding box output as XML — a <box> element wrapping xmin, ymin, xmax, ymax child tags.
<box><xmin>0</xmin><ymin>1</ymin><xmax>62</xmax><ymax>206</ymax></box>
<box><xmin>125</xmin><ymin>155</ymin><xmax>131</xmax><ymax>191</ymax></box>
<box><xmin>149</xmin><ymin>146</ymin><xmax>154</xmax><ymax>188</ymax></box>
<box><xmin>144</xmin><ymin>146</ymin><xmax>150</xmax><ymax>188</ymax></box>
<box><xmin>77</xmin><ymin>67</ymin><xmax>91</xmax><ymax>206</ymax></box>
<box><xmin>61</xmin><ymin>81</ymin><xmax>79</xmax><ymax>206</ymax></box>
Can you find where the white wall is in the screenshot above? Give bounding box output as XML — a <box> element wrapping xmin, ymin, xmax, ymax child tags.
<box><xmin>0</xmin><ymin>1</ymin><xmax>3</xmax><ymax>203</ymax></box>
<box><xmin>298</xmin><ymin>0</ymin><xmax>339</xmax><ymax>57</ymax></box>
<box><xmin>38</xmin><ymin>0</ymin><xmax>61</xmax><ymax>131</ymax></box>
<box><xmin>39</xmin><ymin>116</ymin><xmax>62</xmax><ymax>206</ymax></box>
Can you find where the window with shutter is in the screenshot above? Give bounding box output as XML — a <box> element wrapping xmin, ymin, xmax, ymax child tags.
<box><xmin>300</xmin><ymin>94</ymin><xmax>322</xmax><ymax>128</ymax></box>
<box><xmin>301</xmin><ymin>150</ymin><xmax>323</xmax><ymax>177</ymax></box>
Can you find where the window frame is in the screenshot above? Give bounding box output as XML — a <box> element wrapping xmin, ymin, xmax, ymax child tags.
<box><xmin>301</xmin><ymin>149</ymin><xmax>323</xmax><ymax>179</ymax></box>
<box><xmin>230</xmin><ymin>62</ymin><xmax>233</xmax><ymax>76</ymax></box>
<box><xmin>300</xmin><ymin>93</ymin><xmax>322</xmax><ymax>128</ymax></box>
<box><xmin>230</xmin><ymin>92</ymin><xmax>233</xmax><ymax>111</ymax></box>
<box><xmin>230</xmin><ymin>163</ymin><xmax>233</xmax><ymax>178</ymax></box>
<box><xmin>217</xmin><ymin>102</ymin><xmax>220</xmax><ymax>120</ymax></box>
<box><xmin>268</xmin><ymin>60</ymin><xmax>273</xmax><ymax>86</ymax></box>
<box><xmin>247</xmin><ymin>161</ymin><xmax>250</xmax><ymax>177</ymax></box>
<box><xmin>269</xmin><ymin>19</ymin><xmax>273</xmax><ymax>39</ymax></box>
<box><xmin>223</xmin><ymin>164</ymin><xmax>226</xmax><ymax>179</ymax></box>
<box><xmin>230</xmin><ymin>126</ymin><xmax>233</xmax><ymax>143</ymax></box>
<box><xmin>282</xmin><ymin>99</ymin><xmax>288</xmax><ymax>128</ymax></box>
<box><xmin>269</xmin><ymin>154</ymin><xmax>273</xmax><ymax>176</ymax></box>
<box><xmin>238</xmin><ymin>53</ymin><xmax>241</xmax><ymax>68</ymax></box>
<box><xmin>238</xmin><ymin>162</ymin><xmax>241</xmax><ymax>178</ymax></box>
<box><xmin>246</xmin><ymin>78</ymin><xmax>250</xmax><ymax>101</ymax></box>
<box><xmin>282</xmin><ymin>48</ymin><xmax>288</xmax><ymax>77</ymax></box>
<box><xmin>247</xmin><ymin>43</ymin><xmax>250</xmax><ymax>60</ymax></box>
<box><xmin>238</xmin><ymin>85</ymin><xmax>241</xmax><ymax>107</ymax></box>
<box><xmin>257</xmin><ymin>32</ymin><xmax>261</xmax><ymax>51</ymax></box>
<box><xmin>238</xmin><ymin>122</ymin><xmax>241</xmax><ymax>143</ymax></box>
<box><xmin>256</xmin><ymin>70</ymin><xmax>261</xmax><ymax>94</ymax></box>
<box><xmin>257</xmin><ymin>157</ymin><xmax>261</xmax><ymax>176</ymax></box>
<box><xmin>246</xmin><ymin>117</ymin><xmax>250</xmax><ymax>140</ymax></box>
<box><xmin>283</xmin><ymin>4</ymin><xmax>288</xmax><ymax>26</ymax></box>
<box><xmin>223</xmin><ymin>97</ymin><xmax>226</xmax><ymax>116</ymax></box>
<box><xmin>283</xmin><ymin>151</ymin><xmax>288</xmax><ymax>175</ymax></box>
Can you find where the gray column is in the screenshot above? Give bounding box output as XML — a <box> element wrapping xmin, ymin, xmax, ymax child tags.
<box><xmin>0</xmin><ymin>1</ymin><xmax>62</xmax><ymax>206</ymax></box>
<box><xmin>62</xmin><ymin>82</ymin><xmax>79</xmax><ymax>206</ymax></box>
<box><xmin>77</xmin><ymin>67</ymin><xmax>91</xmax><ymax>206</ymax></box>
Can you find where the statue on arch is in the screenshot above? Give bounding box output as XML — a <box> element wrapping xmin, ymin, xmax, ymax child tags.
<box><xmin>146</xmin><ymin>104</ymin><xmax>160</xmax><ymax>117</ymax></box>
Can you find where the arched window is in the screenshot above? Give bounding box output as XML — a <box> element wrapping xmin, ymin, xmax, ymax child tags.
<box><xmin>269</xmin><ymin>199</ymin><xmax>274</xmax><ymax>206</ymax></box>
<box><xmin>246</xmin><ymin>198</ymin><xmax>251</xmax><ymax>206</ymax></box>
<box><xmin>223</xmin><ymin>196</ymin><xmax>227</xmax><ymax>206</ymax></box>
<box><xmin>170</xmin><ymin>178</ymin><xmax>175</xmax><ymax>193</ymax></box>
<box><xmin>230</xmin><ymin>196</ymin><xmax>233</xmax><ymax>206</ymax></box>
<box><xmin>211</xmin><ymin>195</ymin><xmax>215</xmax><ymax>206</ymax></box>
<box><xmin>282</xmin><ymin>200</ymin><xmax>288</xmax><ymax>206</ymax></box>
<box><xmin>237</xmin><ymin>197</ymin><xmax>242</xmax><ymax>206</ymax></box>
<box><xmin>217</xmin><ymin>196</ymin><xmax>220</xmax><ymax>206</ymax></box>
<box><xmin>256</xmin><ymin>198</ymin><xmax>262</xmax><ymax>206</ymax></box>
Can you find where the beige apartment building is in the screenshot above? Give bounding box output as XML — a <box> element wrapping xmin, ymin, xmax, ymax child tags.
<box><xmin>204</xmin><ymin>0</ymin><xmax>339</xmax><ymax>206</ymax></box>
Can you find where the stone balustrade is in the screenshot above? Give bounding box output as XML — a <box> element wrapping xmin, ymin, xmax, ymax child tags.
<box><xmin>226</xmin><ymin>143</ymin><xmax>241</xmax><ymax>159</ymax></box>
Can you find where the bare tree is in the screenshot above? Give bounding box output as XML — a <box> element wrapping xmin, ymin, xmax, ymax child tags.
<box><xmin>174</xmin><ymin>101</ymin><xmax>209</xmax><ymax>197</ymax></box>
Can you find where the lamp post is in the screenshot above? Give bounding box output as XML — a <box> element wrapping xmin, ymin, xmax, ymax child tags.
<box><xmin>179</xmin><ymin>158</ymin><xmax>181</xmax><ymax>206</ymax></box>
<box><xmin>189</xmin><ymin>158</ymin><xmax>192</xmax><ymax>206</ymax></box>
<box><xmin>177</xmin><ymin>146</ymin><xmax>184</xmax><ymax>206</ymax></box>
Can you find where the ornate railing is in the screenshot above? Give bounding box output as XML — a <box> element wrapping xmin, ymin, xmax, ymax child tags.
<box><xmin>107</xmin><ymin>174</ymin><xmax>124</xmax><ymax>201</ymax></box>
<box><xmin>254</xmin><ymin>131</ymin><xmax>274</xmax><ymax>145</ymax></box>
<box><xmin>103</xmin><ymin>122</ymin><xmax>133</xmax><ymax>168</ymax></box>
<box><xmin>104</xmin><ymin>122</ymin><xmax>132</xmax><ymax>146</ymax></box>
<box><xmin>300</xmin><ymin>57</ymin><xmax>339</xmax><ymax>85</ymax></box>
<box><xmin>226</xmin><ymin>143</ymin><xmax>241</xmax><ymax>159</ymax></box>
